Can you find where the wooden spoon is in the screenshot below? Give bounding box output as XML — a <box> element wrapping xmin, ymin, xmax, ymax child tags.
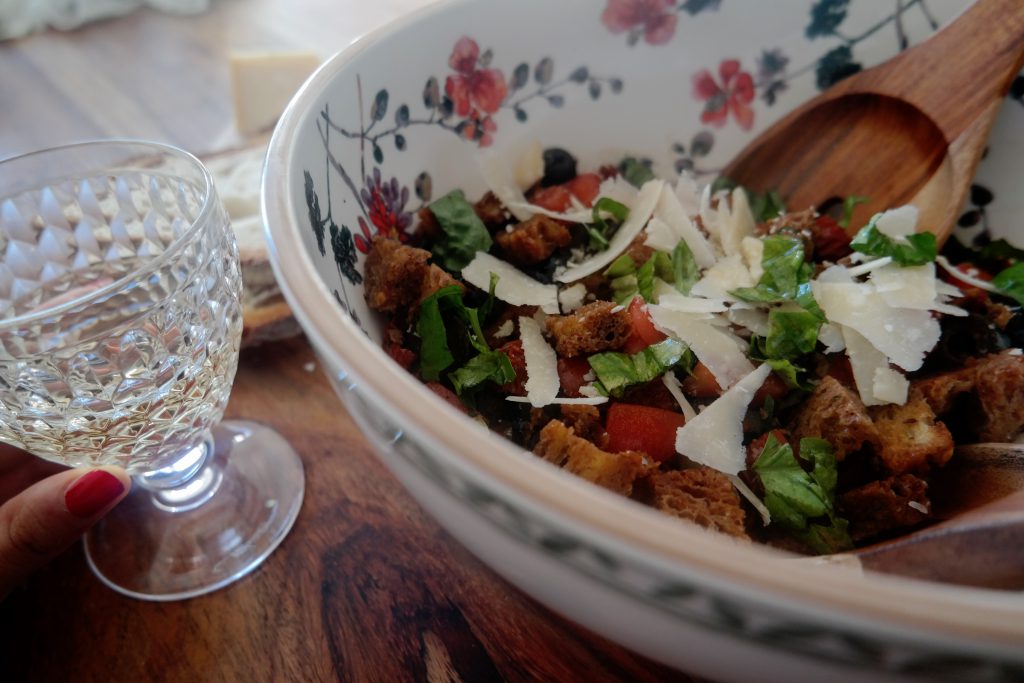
<box><xmin>847</xmin><ymin>443</ymin><xmax>1024</xmax><ymax>589</ymax></box>
<box><xmin>722</xmin><ymin>0</ymin><xmax>1024</xmax><ymax>244</ymax></box>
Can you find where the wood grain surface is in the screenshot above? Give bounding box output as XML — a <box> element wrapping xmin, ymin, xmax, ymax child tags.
<box><xmin>0</xmin><ymin>3</ymin><xmax>704</xmax><ymax>680</ymax></box>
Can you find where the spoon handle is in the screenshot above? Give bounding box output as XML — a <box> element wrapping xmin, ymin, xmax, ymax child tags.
<box><xmin>836</xmin><ymin>0</ymin><xmax>1024</xmax><ymax>142</ymax></box>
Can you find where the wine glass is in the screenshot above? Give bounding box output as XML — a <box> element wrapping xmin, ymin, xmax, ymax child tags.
<box><xmin>0</xmin><ymin>140</ymin><xmax>304</xmax><ymax>600</ymax></box>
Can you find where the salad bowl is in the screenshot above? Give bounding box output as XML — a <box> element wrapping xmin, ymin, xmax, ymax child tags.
<box><xmin>262</xmin><ymin>1</ymin><xmax>1024</xmax><ymax>680</ymax></box>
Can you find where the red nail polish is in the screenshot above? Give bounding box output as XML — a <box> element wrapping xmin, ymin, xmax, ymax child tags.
<box><xmin>65</xmin><ymin>470</ymin><xmax>125</xmax><ymax>518</ymax></box>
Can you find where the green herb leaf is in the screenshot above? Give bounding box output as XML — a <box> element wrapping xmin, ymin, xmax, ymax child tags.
<box><xmin>636</xmin><ymin>256</ymin><xmax>658</xmax><ymax>303</ymax></box>
<box><xmin>732</xmin><ymin>236</ymin><xmax>805</xmax><ymax>302</ymax></box>
<box><xmin>587</xmin><ymin>338</ymin><xmax>692</xmax><ymax>397</ymax></box>
<box><xmin>980</xmin><ymin>238</ymin><xmax>1024</xmax><ymax>262</ymax></box>
<box><xmin>478</xmin><ymin>272</ymin><xmax>499</xmax><ymax>322</ymax></box>
<box><xmin>766</xmin><ymin>309</ymin><xmax>822</xmax><ymax>359</ymax></box>
<box><xmin>619</xmin><ymin>157</ymin><xmax>656</xmax><ymax>188</ymax></box>
<box><xmin>428</xmin><ymin>190</ymin><xmax>493</xmax><ymax>271</ymax></box>
<box><xmin>838</xmin><ymin>195</ymin><xmax>868</xmax><ymax>228</ymax></box>
<box><xmin>671</xmin><ymin>240</ymin><xmax>700</xmax><ymax>295</ymax></box>
<box><xmin>752</xmin><ymin>435</ymin><xmax>852</xmax><ymax>554</ymax></box>
<box><xmin>449</xmin><ymin>350</ymin><xmax>515</xmax><ymax>395</ymax></box>
<box><xmin>416</xmin><ymin>286</ymin><xmax>461</xmax><ymax>381</ymax></box>
<box><xmin>849</xmin><ymin>215</ymin><xmax>937</xmax><ymax>266</ymax></box>
<box><xmin>992</xmin><ymin>262</ymin><xmax>1024</xmax><ymax>306</ymax></box>
<box><xmin>587</xmin><ymin>197</ymin><xmax>630</xmax><ymax>251</ymax></box>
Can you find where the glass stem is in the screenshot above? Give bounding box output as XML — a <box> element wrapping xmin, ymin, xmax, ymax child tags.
<box><xmin>136</xmin><ymin>430</ymin><xmax>223</xmax><ymax>513</ymax></box>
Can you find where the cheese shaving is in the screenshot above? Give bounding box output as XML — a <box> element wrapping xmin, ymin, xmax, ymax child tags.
<box><xmin>662</xmin><ymin>372</ymin><xmax>697</xmax><ymax>421</ymax></box>
<box><xmin>555</xmin><ymin>179</ymin><xmax>664</xmax><ymax>283</ymax></box>
<box><xmin>478</xmin><ymin>152</ymin><xmax>533</xmax><ymax>221</ymax></box>
<box><xmin>557</xmin><ymin>283</ymin><xmax>588</xmax><ymax>312</ymax></box>
<box><xmin>652</xmin><ymin>182</ymin><xmax>715</xmax><ymax>267</ymax></box>
<box><xmin>518</xmin><ymin>316</ymin><xmax>559</xmax><ymax>407</ymax></box>
<box><xmin>462</xmin><ymin>252</ymin><xmax>558</xmax><ymax>310</ymax></box>
<box><xmin>674</xmin><ymin>363</ymin><xmax>772</xmax><ymax>475</ymax></box>
<box><xmin>935</xmin><ymin>255</ymin><xmax>1003</xmax><ymax>295</ymax></box>
<box><xmin>648</xmin><ymin>305</ymin><xmax>753</xmax><ymax>389</ymax></box>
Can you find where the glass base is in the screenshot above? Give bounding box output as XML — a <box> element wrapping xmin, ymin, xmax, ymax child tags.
<box><xmin>84</xmin><ymin>420</ymin><xmax>304</xmax><ymax>601</ymax></box>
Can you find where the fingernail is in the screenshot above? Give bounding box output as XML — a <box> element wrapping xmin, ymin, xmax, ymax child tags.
<box><xmin>65</xmin><ymin>470</ymin><xmax>126</xmax><ymax>518</ymax></box>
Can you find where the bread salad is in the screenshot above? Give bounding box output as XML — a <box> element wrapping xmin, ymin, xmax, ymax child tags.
<box><xmin>363</xmin><ymin>146</ymin><xmax>1024</xmax><ymax>554</ymax></box>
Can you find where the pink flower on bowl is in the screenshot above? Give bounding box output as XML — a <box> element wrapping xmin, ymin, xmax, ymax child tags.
<box><xmin>601</xmin><ymin>0</ymin><xmax>678</xmax><ymax>46</ymax></box>
<box><xmin>693</xmin><ymin>59</ymin><xmax>756</xmax><ymax>130</ymax></box>
<box><xmin>445</xmin><ymin>37</ymin><xmax>508</xmax><ymax>117</ymax></box>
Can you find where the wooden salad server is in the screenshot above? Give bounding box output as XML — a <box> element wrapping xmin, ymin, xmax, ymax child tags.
<box><xmin>722</xmin><ymin>0</ymin><xmax>1024</xmax><ymax>245</ymax></box>
<box><xmin>849</xmin><ymin>443</ymin><xmax>1024</xmax><ymax>589</ymax></box>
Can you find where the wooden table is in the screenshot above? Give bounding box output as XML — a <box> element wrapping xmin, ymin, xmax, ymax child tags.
<box><xmin>0</xmin><ymin>3</ymin><xmax>700</xmax><ymax>680</ymax></box>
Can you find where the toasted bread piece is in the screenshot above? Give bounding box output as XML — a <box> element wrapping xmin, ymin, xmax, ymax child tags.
<box><xmin>534</xmin><ymin>419</ymin><xmax>650</xmax><ymax>496</ymax></box>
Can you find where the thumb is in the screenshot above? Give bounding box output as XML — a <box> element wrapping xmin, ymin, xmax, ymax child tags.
<box><xmin>0</xmin><ymin>467</ymin><xmax>130</xmax><ymax>598</ymax></box>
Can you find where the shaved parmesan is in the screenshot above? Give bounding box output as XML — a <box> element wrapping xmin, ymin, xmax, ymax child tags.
<box><xmin>648</xmin><ymin>305</ymin><xmax>754</xmax><ymax>389</ymax></box>
<box><xmin>643</xmin><ymin>216</ymin><xmax>680</xmax><ymax>253</ymax></box>
<box><xmin>841</xmin><ymin>325</ymin><xmax>894</xmax><ymax>406</ymax></box>
<box><xmin>492</xmin><ymin>319</ymin><xmax>514</xmax><ymax>339</ymax></box>
<box><xmin>740</xmin><ymin>236</ymin><xmax>764</xmax><ymax>282</ymax></box>
<box><xmin>654</xmin><ymin>288</ymin><xmax>728</xmax><ymax>314</ymax></box>
<box><xmin>869</xmin><ymin>263</ymin><xmax>938</xmax><ymax>309</ymax></box>
<box><xmin>653</xmin><ymin>183</ymin><xmax>715</xmax><ymax>267</ymax></box>
<box><xmin>936</xmin><ymin>256</ymin><xmax>1003</xmax><ymax>295</ymax></box>
<box><xmin>717</xmin><ymin>188</ymin><xmax>756</xmax><ymax>257</ymax></box>
<box><xmin>597</xmin><ymin>175</ymin><xmax>640</xmax><ymax>206</ymax></box>
<box><xmin>662</xmin><ymin>372</ymin><xmax>697</xmax><ymax>421</ymax></box>
<box><xmin>674</xmin><ymin>363</ymin><xmax>772</xmax><ymax>475</ymax></box>
<box><xmin>728</xmin><ymin>306</ymin><xmax>770</xmax><ymax>337</ymax></box>
<box><xmin>518</xmin><ymin>316</ymin><xmax>559</xmax><ymax>407</ymax></box>
<box><xmin>875</xmin><ymin>205</ymin><xmax>918</xmax><ymax>238</ymax></box>
<box><xmin>506</xmin><ymin>396</ymin><xmax>607</xmax><ymax>406</ymax></box>
<box><xmin>555</xmin><ymin>179</ymin><xmax>664</xmax><ymax>283</ymax></box>
<box><xmin>873</xmin><ymin>366</ymin><xmax>909</xmax><ymax>405</ymax></box>
<box><xmin>727</xmin><ymin>474</ymin><xmax>771</xmax><ymax>525</ymax></box>
<box><xmin>557</xmin><ymin>283</ymin><xmax>587</xmax><ymax>312</ymax></box>
<box><xmin>813</xmin><ymin>280</ymin><xmax>939</xmax><ymax>371</ymax></box>
<box><xmin>847</xmin><ymin>257</ymin><xmax>893</xmax><ymax>278</ymax></box>
<box><xmin>690</xmin><ymin>253</ymin><xmax>755</xmax><ymax>300</ymax></box>
<box><xmin>514</xmin><ymin>140</ymin><xmax>544</xmax><ymax>190</ymax></box>
<box><xmin>462</xmin><ymin>252</ymin><xmax>558</xmax><ymax>310</ymax></box>
<box><xmin>817</xmin><ymin>323</ymin><xmax>846</xmax><ymax>353</ymax></box>
<box><xmin>478</xmin><ymin>152</ymin><xmax>533</xmax><ymax>222</ymax></box>
<box><xmin>674</xmin><ymin>173</ymin><xmax>701</xmax><ymax>216</ymax></box>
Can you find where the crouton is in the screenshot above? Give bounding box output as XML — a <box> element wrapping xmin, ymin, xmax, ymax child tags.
<box><xmin>789</xmin><ymin>375</ymin><xmax>880</xmax><ymax>461</ymax></box>
<box><xmin>494</xmin><ymin>214</ymin><xmax>572</xmax><ymax>265</ymax></box>
<box><xmin>558</xmin><ymin>404</ymin><xmax>606</xmax><ymax>447</ymax></box>
<box><xmin>534</xmin><ymin>420</ymin><xmax>649</xmax><ymax>496</ymax></box>
<box><xmin>869</xmin><ymin>398</ymin><xmax>954</xmax><ymax>475</ymax></box>
<box><xmin>364</xmin><ymin>237</ymin><xmax>463</xmax><ymax>313</ymax></box>
<box><xmin>474</xmin><ymin>191</ymin><xmax>510</xmax><ymax>228</ymax></box>
<box><xmin>839</xmin><ymin>474</ymin><xmax>931</xmax><ymax>542</ymax></box>
<box><xmin>544</xmin><ymin>300</ymin><xmax>631</xmax><ymax>357</ymax></box>
<box><xmin>912</xmin><ymin>351</ymin><xmax>1024</xmax><ymax>442</ymax></box>
<box><xmin>637</xmin><ymin>468</ymin><xmax>749</xmax><ymax>540</ymax></box>
<box><xmin>364</xmin><ymin>237</ymin><xmax>431</xmax><ymax>312</ymax></box>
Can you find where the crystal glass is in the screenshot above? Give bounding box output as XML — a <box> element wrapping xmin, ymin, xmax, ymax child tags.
<box><xmin>0</xmin><ymin>140</ymin><xmax>304</xmax><ymax>600</ymax></box>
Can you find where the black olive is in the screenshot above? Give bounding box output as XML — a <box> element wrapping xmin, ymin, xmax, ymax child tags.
<box><xmin>541</xmin><ymin>147</ymin><xmax>577</xmax><ymax>186</ymax></box>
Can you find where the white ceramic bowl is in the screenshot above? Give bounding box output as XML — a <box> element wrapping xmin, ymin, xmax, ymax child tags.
<box><xmin>263</xmin><ymin>1</ymin><xmax>1024</xmax><ymax>680</ymax></box>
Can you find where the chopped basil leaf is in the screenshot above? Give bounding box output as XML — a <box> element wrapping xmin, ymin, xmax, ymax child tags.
<box><xmin>416</xmin><ymin>286</ymin><xmax>461</xmax><ymax>381</ymax></box>
<box><xmin>752</xmin><ymin>435</ymin><xmax>852</xmax><ymax>554</ymax></box>
<box><xmin>428</xmin><ymin>190</ymin><xmax>493</xmax><ymax>271</ymax></box>
<box><xmin>587</xmin><ymin>338</ymin><xmax>692</xmax><ymax>397</ymax></box>
<box><xmin>838</xmin><ymin>195</ymin><xmax>868</xmax><ymax>228</ymax></box>
<box><xmin>636</xmin><ymin>257</ymin><xmax>658</xmax><ymax>302</ymax></box>
<box><xmin>849</xmin><ymin>215</ymin><xmax>937</xmax><ymax>266</ymax></box>
<box><xmin>733</xmin><ymin>236</ymin><xmax>805</xmax><ymax>302</ymax></box>
<box><xmin>605</xmin><ymin>253</ymin><xmax>636</xmax><ymax>278</ymax></box>
<box><xmin>415</xmin><ymin>284</ymin><xmax>491</xmax><ymax>382</ymax></box>
<box><xmin>671</xmin><ymin>240</ymin><xmax>700</xmax><ymax>295</ymax></box>
<box><xmin>587</xmin><ymin>197</ymin><xmax>630</xmax><ymax>251</ymax></box>
<box><xmin>618</xmin><ymin>156</ymin><xmax>656</xmax><ymax>188</ymax></box>
<box><xmin>992</xmin><ymin>262</ymin><xmax>1024</xmax><ymax>306</ymax></box>
<box><xmin>449</xmin><ymin>350</ymin><xmax>515</xmax><ymax>395</ymax></box>
<box><xmin>766</xmin><ymin>309</ymin><xmax>821</xmax><ymax>359</ymax></box>
<box><xmin>478</xmin><ymin>272</ymin><xmax>499</xmax><ymax>322</ymax></box>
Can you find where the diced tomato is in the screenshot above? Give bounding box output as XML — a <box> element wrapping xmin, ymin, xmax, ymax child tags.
<box><xmin>564</xmin><ymin>173</ymin><xmax>602</xmax><ymax>207</ymax></box>
<box><xmin>605</xmin><ymin>403</ymin><xmax>686</xmax><ymax>462</ymax></box>
<box><xmin>531</xmin><ymin>185</ymin><xmax>573</xmax><ymax>212</ymax></box>
<box><xmin>752</xmin><ymin>372</ymin><xmax>789</xmax><ymax>408</ymax></box>
<box><xmin>681</xmin><ymin>362</ymin><xmax>722</xmax><ymax>399</ymax></box>
<box><xmin>498</xmin><ymin>340</ymin><xmax>527</xmax><ymax>395</ymax></box>
<box><xmin>426</xmin><ymin>383</ymin><xmax>467</xmax><ymax>414</ymax></box>
<box><xmin>813</xmin><ymin>215</ymin><xmax>852</xmax><ymax>262</ymax></box>
<box><xmin>530</xmin><ymin>172</ymin><xmax>603</xmax><ymax>212</ymax></box>
<box><xmin>622</xmin><ymin>296</ymin><xmax>667</xmax><ymax>354</ymax></box>
<box><xmin>557</xmin><ymin>357</ymin><xmax>592</xmax><ymax>398</ymax></box>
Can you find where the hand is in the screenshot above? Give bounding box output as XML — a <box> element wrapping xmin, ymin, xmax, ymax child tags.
<box><xmin>0</xmin><ymin>444</ymin><xmax>130</xmax><ymax>599</ymax></box>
